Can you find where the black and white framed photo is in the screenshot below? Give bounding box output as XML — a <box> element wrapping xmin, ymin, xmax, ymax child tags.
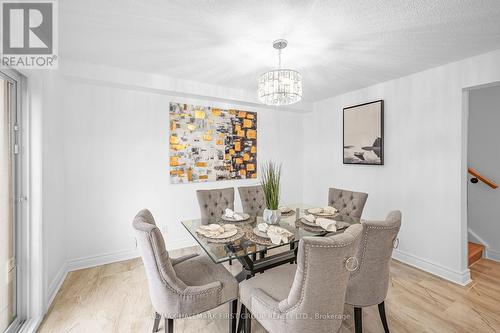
<box><xmin>343</xmin><ymin>100</ymin><xmax>384</xmax><ymax>165</ymax></box>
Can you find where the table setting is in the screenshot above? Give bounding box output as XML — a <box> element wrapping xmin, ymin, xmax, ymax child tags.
<box><xmin>195</xmin><ymin>223</ymin><xmax>245</xmax><ymax>243</ymax></box>
<box><xmin>298</xmin><ymin>210</ymin><xmax>351</xmax><ymax>233</ymax></box>
<box><xmin>251</xmin><ymin>223</ymin><xmax>294</xmax><ymax>245</ymax></box>
<box><xmin>220</xmin><ymin>208</ymin><xmax>250</xmax><ymax>222</ymax></box>
<box><xmin>305</xmin><ymin>205</ymin><xmax>338</xmax><ymax>217</ymax></box>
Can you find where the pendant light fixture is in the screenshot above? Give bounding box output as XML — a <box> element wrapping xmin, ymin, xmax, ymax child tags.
<box><xmin>258</xmin><ymin>39</ymin><xmax>303</xmax><ymax>106</ymax></box>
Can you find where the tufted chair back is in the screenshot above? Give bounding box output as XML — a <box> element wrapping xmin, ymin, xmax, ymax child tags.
<box><xmin>196</xmin><ymin>188</ymin><xmax>234</xmax><ymax>219</ymax></box>
<box><xmin>238</xmin><ymin>185</ymin><xmax>265</xmax><ymax>217</ymax></box>
<box><xmin>268</xmin><ymin>224</ymin><xmax>363</xmax><ymax>333</ymax></box>
<box><xmin>328</xmin><ymin>188</ymin><xmax>368</xmax><ymax>219</ymax></box>
<box><xmin>345</xmin><ymin>210</ymin><xmax>402</xmax><ymax>307</ymax></box>
<box><xmin>132</xmin><ymin>209</ymin><xmax>189</xmax><ymax>315</ymax></box>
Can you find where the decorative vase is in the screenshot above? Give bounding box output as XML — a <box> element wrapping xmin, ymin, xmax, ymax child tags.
<box><xmin>263</xmin><ymin>209</ymin><xmax>281</xmax><ymax>224</ymax></box>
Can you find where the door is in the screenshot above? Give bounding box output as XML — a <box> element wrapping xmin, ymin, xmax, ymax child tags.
<box><xmin>0</xmin><ymin>72</ymin><xmax>21</xmax><ymax>333</ymax></box>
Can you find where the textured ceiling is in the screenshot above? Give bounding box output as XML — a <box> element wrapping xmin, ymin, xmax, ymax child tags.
<box><xmin>60</xmin><ymin>0</ymin><xmax>500</xmax><ymax>102</ymax></box>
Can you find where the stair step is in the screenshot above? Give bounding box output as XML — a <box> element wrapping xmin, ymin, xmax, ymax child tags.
<box><xmin>468</xmin><ymin>242</ymin><xmax>485</xmax><ymax>267</ymax></box>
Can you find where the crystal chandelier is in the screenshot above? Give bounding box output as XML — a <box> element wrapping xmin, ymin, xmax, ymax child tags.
<box><xmin>258</xmin><ymin>39</ymin><xmax>302</xmax><ymax>106</ymax></box>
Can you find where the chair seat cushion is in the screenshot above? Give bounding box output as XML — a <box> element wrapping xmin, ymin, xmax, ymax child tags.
<box><xmin>239</xmin><ymin>264</ymin><xmax>297</xmax><ymax>311</ymax></box>
<box><xmin>174</xmin><ymin>254</ymin><xmax>238</xmax><ymax>304</ymax></box>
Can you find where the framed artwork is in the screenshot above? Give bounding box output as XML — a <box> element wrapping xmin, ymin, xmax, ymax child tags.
<box><xmin>343</xmin><ymin>100</ymin><xmax>384</xmax><ymax>165</ymax></box>
<box><xmin>169</xmin><ymin>102</ymin><xmax>257</xmax><ymax>183</ymax></box>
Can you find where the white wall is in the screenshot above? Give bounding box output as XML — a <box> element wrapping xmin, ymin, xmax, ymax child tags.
<box><xmin>304</xmin><ymin>49</ymin><xmax>500</xmax><ymax>285</ymax></box>
<box><xmin>60</xmin><ymin>78</ymin><xmax>305</xmax><ymax>267</ymax></box>
<box><xmin>468</xmin><ymin>85</ymin><xmax>500</xmax><ymax>261</ymax></box>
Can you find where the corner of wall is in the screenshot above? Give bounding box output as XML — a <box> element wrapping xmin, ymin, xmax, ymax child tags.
<box><xmin>46</xmin><ymin>262</ymin><xmax>68</xmax><ymax>310</ymax></box>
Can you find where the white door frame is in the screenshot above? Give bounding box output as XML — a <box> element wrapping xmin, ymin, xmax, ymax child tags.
<box><xmin>1</xmin><ymin>68</ymin><xmax>45</xmax><ymax>333</ymax></box>
<box><xmin>460</xmin><ymin>89</ymin><xmax>470</xmax><ymax>278</ymax></box>
<box><xmin>1</xmin><ymin>69</ymin><xmax>24</xmax><ymax>333</ymax></box>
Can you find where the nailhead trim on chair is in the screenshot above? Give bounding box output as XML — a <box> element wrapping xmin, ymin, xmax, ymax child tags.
<box><xmin>350</xmin><ymin>224</ymin><xmax>401</xmax><ymax>278</ymax></box>
<box><xmin>269</xmin><ymin>241</ymin><xmax>354</xmax><ymax>314</ymax></box>
<box><xmin>148</xmin><ymin>230</ymin><xmax>222</xmax><ymax>298</ymax></box>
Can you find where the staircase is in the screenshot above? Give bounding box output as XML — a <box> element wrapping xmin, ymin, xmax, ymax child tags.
<box><xmin>468</xmin><ymin>242</ymin><xmax>485</xmax><ymax>267</ymax></box>
<box><xmin>467</xmin><ymin>168</ymin><xmax>495</xmax><ymax>267</ymax></box>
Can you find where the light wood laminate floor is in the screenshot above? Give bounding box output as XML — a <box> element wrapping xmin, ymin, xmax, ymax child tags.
<box><xmin>38</xmin><ymin>247</ymin><xmax>500</xmax><ymax>333</ymax></box>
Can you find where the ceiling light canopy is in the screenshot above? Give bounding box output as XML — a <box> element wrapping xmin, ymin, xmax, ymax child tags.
<box><xmin>258</xmin><ymin>39</ymin><xmax>302</xmax><ymax>106</ymax></box>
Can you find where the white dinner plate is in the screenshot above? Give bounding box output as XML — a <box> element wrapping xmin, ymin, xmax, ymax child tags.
<box><xmin>300</xmin><ymin>218</ymin><xmax>351</xmax><ymax>231</ymax></box>
<box><xmin>300</xmin><ymin>217</ymin><xmax>319</xmax><ymax>227</ymax></box>
<box><xmin>306</xmin><ymin>207</ymin><xmax>323</xmax><ymax>215</ymax></box>
<box><xmin>306</xmin><ymin>208</ymin><xmax>336</xmax><ymax>217</ymax></box>
<box><xmin>253</xmin><ymin>227</ymin><xmax>270</xmax><ymax>239</ymax></box>
<box><xmin>220</xmin><ymin>212</ymin><xmax>250</xmax><ymax>222</ymax></box>
<box><xmin>196</xmin><ymin>227</ymin><xmax>238</xmax><ymax>239</ymax></box>
<box><xmin>279</xmin><ymin>207</ymin><xmax>294</xmax><ymax>214</ymax></box>
<box><xmin>316</xmin><ymin>212</ymin><xmax>336</xmax><ymax>217</ymax></box>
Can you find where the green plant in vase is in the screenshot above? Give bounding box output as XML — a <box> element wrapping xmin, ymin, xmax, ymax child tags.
<box><xmin>261</xmin><ymin>161</ymin><xmax>282</xmax><ymax>224</ymax></box>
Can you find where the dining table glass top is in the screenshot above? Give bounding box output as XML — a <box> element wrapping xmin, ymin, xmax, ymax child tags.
<box><xmin>181</xmin><ymin>204</ymin><xmax>360</xmax><ymax>264</ymax></box>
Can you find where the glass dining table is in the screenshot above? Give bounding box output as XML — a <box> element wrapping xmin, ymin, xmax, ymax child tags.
<box><xmin>181</xmin><ymin>203</ymin><xmax>360</xmax><ymax>282</ymax></box>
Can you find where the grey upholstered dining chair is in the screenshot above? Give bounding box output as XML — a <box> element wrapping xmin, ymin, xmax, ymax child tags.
<box><xmin>196</xmin><ymin>187</ymin><xmax>235</xmax><ymax>219</ymax></box>
<box><xmin>196</xmin><ymin>187</ymin><xmax>236</xmax><ymax>265</ymax></box>
<box><xmin>238</xmin><ymin>185</ymin><xmax>265</xmax><ymax>217</ymax></box>
<box><xmin>132</xmin><ymin>209</ymin><xmax>239</xmax><ymax>333</ymax></box>
<box><xmin>238</xmin><ymin>224</ymin><xmax>363</xmax><ymax>333</ymax></box>
<box><xmin>328</xmin><ymin>187</ymin><xmax>368</xmax><ymax>219</ymax></box>
<box><xmin>345</xmin><ymin>210</ymin><xmax>402</xmax><ymax>333</ymax></box>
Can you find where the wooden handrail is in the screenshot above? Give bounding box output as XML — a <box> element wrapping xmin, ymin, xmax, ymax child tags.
<box><xmin>468</xmin><ymin>167</ymin><xmax>498</xmax><ymax>189</ymax></box>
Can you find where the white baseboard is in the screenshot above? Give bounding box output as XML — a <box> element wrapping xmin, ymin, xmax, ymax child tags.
<box><xmin>393</xmin><ymin>249</ymin><xmax>471</xmax><ymax>286</ymax></box>
<box><xmin>46</xmin><ymin>238</ymin><xmax>196</xmax><ymax>312</ymax></box>
<box><xmin>66</xmin><ymin>248</ymin><xmax>140</xmax><ymax>272</ymax></box>
<box><xmin>66</xmin><ymin>238</ymin><xmax>195</xmax><ymax>272</ymax></box>
<box><xmin>46</xmin><ymin>262</ymin><xmax>68</xmax><ymax>309</ymax></box>
<box><xmin>486</xmin><ymin>248</ymin><xmax>500</xmax><ymax>262</ymax></box>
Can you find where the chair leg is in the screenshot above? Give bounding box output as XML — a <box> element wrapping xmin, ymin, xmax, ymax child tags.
<box><xmin>165</xmin><ymin>318</ymin><xmax>173</xmax><ymax>333</ymax></box>
<box><xmin>229</xmin><ymin>299</ymin><xmax>238</xmax><ymax>333</ymax></box>
<box><xmin>237</xmin><ymin>304</ymin><xmax>245</xmax><ymax>333</ymax></box>
<box><xmin>152</xmin><ymin>312</ymin><xmax>161</xmax><ymax>332</ymax></box>
<box><xmin>354</xmin><ymin>307</ymin><xmax>362</xmax><ymax>333</ymax></box>
<box><xmin>243</xmin><ymin>306</ymin><xmax>251</xmax><ymax>333</ymax></box>
<box><xmin>378</xmin><ymin>302</ymin><xmax>390</xmax><ymax>333</ymax></box>
<box><xmin>229</xmin><ymin>259</ymin><xmax>232</xmax><ymax>265</ymax></box>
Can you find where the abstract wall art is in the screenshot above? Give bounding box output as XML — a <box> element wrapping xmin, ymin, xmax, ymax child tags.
<box><xmin>343</xmin><ymin>100</ymin><xmax>384</xmax><ymax>165</ymax></box>
<box><xmin>169</xmin><ymin>103</ymin><xmax>257</xmax><ymax>183</ymax></box>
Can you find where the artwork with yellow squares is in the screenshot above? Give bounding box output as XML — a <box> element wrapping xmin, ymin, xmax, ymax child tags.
<box><xmin>169</xmin><ymin>103</ymin><xmax>257</xmax><ymax>183</ymax></box>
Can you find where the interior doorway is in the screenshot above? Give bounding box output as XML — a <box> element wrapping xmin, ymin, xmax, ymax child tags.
<box><xmin>466</xmin><ymin>84</ymin><xmax>500</xmax><ymax>268</ymax></box>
